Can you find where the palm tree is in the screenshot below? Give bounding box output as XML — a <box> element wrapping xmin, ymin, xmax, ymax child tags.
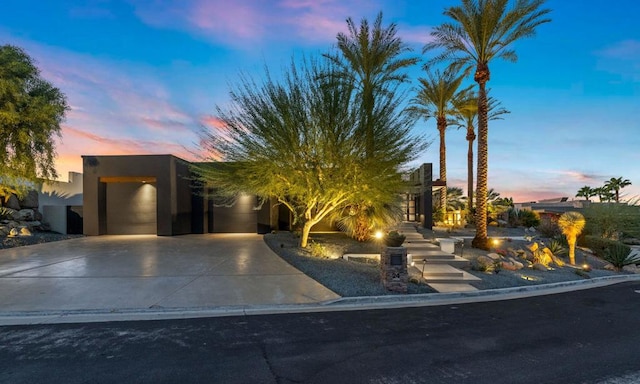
<box><xmin>575</xmin><ymin>186</ymin><xmax>595</xmax><ymax>201</ymax></box>
<box><xmin>325</xmin><ymin>11</ymin><xmax>418</xmax><ymax>158</ymax></box>
<box><xmin>452</xmin><ymin>91</ymin><xmax>508</xmax><ymax>214</ymax></box>
<box><xmin>424</xmin><ymin>0</ymin><xmax>551</xmax><ymax>250</ymax></box>
<box><xmin>593</xmin><ymin>186</ymin><xmax>615</xmax><ymax>203</ymax></box>
<box><xmin>604</xmin><ymin>177</ymin><xmax>632</xmax><ymax>203</ymax></box>
<box><xmin>447</xmin><ymin>187</ymin><xmax>467</xmax><ymax>211</ymax></box>
<box><xmin>558</xmin><ymin>211</ymin><xmax>586</xmax><ymax>265</ymax></box>
<box><xmin>411</xmin><ymin>68</ymin><xmax>471</xmax><ymax>210</ymax></box>
<box><xmin>324</xmin><ymin>12</ymin><xmax>420</xmax><ymax>240</ymax></box>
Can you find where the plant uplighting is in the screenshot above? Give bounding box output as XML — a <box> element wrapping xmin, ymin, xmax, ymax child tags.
<box><xmin>374</xmin><ymin>231</ymin><xmax>384</xmax><ymax>240</ymax></box>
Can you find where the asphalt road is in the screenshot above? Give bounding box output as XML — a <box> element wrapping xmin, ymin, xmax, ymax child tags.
<box><xmin>1</xmin><ymin>282</ymin><xmax>639</xmax><ymax>384</ymax></box>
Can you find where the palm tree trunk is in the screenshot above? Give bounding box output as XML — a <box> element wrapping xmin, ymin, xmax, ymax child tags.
<box><xmin>472</xmin><ymin>63</ymin><xmax>490</xmax><ymax>250</ymax></box>
<box><xmin>438</xmin><ymin>116</ymin><xmax>447</xmax><ymax>211</ymax></box>
<box><xmin>466</xmin><ymin>125</ymin><xmax>475</xmax><ymax>215</ymax></box>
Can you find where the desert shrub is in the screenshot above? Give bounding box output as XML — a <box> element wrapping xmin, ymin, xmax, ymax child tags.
<box><xmin>604</xmin><ymin>242</ymin><xmax>640</xmax><ymax>270</ymax></box>
<box><xmin>580</xmin><ymin>235</ymin><xmax>631</xmax><ymax>258</ymax></box>
<box><xmin>537</xmin><ymin>216</ymin><xmax>561</xmax><ymax>238</ymax></box>
<box><xmin>308</xmin><ymin>241</ymin><xmax>328</xmax><ymax>258</ymax></box>
<box><xmin>547</xmin><ymin>239</ymin><xmax>567</xmax><ymax>257</ymax></box>
<box><xmin>432</xmin><ymin>207</ymin><xmax>445</xmax><ymax>225</ymax></box>
<box><xmin>0</xmin><ymin>207</ymin><xmax>12</xmax><ymax>220</ymax></box>
<box><xmin>518</xmin><ymin>209</ymin><xmax>540</xmax><ymax>228</ymax></box>
<box><xmin>582</xmin><ymin>203</ymin><xmax>640</xmax><ymax>240</ymax></box>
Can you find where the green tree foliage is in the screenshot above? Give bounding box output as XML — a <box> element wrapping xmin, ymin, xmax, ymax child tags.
<box><xmin>323</xmin><ymin>12</ymin><xmax>421</xmax><ymax>241</ymax></box>
<box><xmin>410</xmin><ymin>68</ymin><xmax>471</xmax><ymax>210</ymax></box>
<box><xmin>424</xmin><ymin>0</ymin><xmax>551</xmax><ymax>250</ymax></box>
<box><xmin>0</xmin><ymin>45</ymin><xmax>68</xmax><ymax>201</ymax></box>
<box><xmin>575</xmin><ymin>185</ymin><xmax>596</xmax><ymax>201</ymax></box>
<box><xmin>194</xmin><ymin>57</ymin><xmax>426</xmax><ymax>247</ymax></box>
<box><xmin>604</xmin><ymin>177</ymin><xmax>632</xmax><ymax>203</ymax></box>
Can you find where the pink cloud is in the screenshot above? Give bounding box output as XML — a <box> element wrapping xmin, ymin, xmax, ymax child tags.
<box><xmin>131</xmin><ymin>0</ymin><xmax>381</xmax><ymax>47</ymax></box>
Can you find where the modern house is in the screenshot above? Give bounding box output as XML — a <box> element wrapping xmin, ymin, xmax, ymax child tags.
<box><xmin>79</xmin><ymin>154</ymin><xmax>434</xmax><ymax>236</ymax></box>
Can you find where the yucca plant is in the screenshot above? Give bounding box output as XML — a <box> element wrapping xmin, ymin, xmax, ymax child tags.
<box><xmin>558</xmin><ymin>211</ymin><xmax>586</xmax><ymax>265</ymax></box>
<box><xmin>604</xmin><ymin>243</ymin><xmax>640</xmax><ymax>271</ymax></box>
<box><xmin>546</xmin><ymin>239</ymin><xmax>567</xmax><ymax>257</ymax></box>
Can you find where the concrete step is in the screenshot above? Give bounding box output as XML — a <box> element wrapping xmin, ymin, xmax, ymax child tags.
<box><xmin>410</xmin><ymin>255</ymin><xmax>470</xmax><ymax>268</ymax></box>
<box><xmin>410</xmin><ymin>265</ymin><xmax>480</xmax><ymax>284</ymax></box>
<box><xmin>428</xmin><ymin>283</ymin><xmax>478</xmax><ymax>293</ymax></box>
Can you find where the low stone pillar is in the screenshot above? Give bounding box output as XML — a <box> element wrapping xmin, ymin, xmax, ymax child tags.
<box><xmin>380</xmin><ymin>246</ymin><xmax>408</xmax><ymax>293</ymax></box>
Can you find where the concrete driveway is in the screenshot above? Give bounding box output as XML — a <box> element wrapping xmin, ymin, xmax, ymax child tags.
<box><xmin>0</xmin><ymin>234</ymin><xmax>339</xmax><ymax>313</ymax></box>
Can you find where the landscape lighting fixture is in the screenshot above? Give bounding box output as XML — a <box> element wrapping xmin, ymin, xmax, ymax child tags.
<box><xmin>374</xmin><ymin>231</ymin><xmax>384</xmax><ymax>240</ymax></box>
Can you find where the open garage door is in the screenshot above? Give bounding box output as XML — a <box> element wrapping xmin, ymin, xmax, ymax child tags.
<box><xmin>104</xmin><ymin>178</ymin><xmax>157</xmax><ymax>235</ymax></box>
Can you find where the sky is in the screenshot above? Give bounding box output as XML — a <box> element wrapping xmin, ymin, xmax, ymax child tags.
<box><xmin>1</xmin><ymin>0</ymin><xmax>639</xmax><ymax>203</ymax></box>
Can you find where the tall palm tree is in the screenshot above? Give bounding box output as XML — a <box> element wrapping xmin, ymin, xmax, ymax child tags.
<box><xmin>575</xmin><ymin>185</ymin><xmax>595</xmax><ymax>201</ymax></box>
<box><xmin>604</xmin><ymin>177</ymin><xmax>632</xmax><ymax>203</ymax></box>
<box><xmin>411</xmin><ymin>68</ymin><xmax>471</xmax><ymax>210</ymax></box>
<box><xmin>452</xmin><ymin>91</ymin><xmax>508</xmax><ymax>214</ymax></box>
<box><xmin>324</xmin><ymin>12</ymin><xmax>419</xmax><ymax>240</ymax></box>
<box><xmin>424</xmin><ymin>0</ymin><xmax>551</xmax><ymax>250</ymax></box>
<box><xmin>594</xmin><ymin>186</ymin><xmax>615</xmax><ymax>203</ymax></box>
<box><xmin>325</xmin><ymin>11</ymin><xmax>418</xmax><ymax>158</ymax></box>
<box><xmin>558</xmin><ymin>211</ymin><xmax>586</xmax><ymax>265</ymax></box>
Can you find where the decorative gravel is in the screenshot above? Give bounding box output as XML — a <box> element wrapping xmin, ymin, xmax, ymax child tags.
<box><xmin>0</xmin><ymin>232</ymin><xmax>83</xmax><ymax>249</ymax></box>
<box><xmin>265</xmin><ymin>229</ymin><xmax>630</xmax><ymax>297</ymax></box>
<box><xmin>264</xmin><ymin>232</ymin><xmax>437</xmax><ymax>296</ymax></box>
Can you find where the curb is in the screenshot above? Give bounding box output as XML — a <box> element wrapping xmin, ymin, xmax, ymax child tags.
<box><xmin>1</xmin><ymin>275</ymin><xmax>639</xmax><ymax>326</ymax></box>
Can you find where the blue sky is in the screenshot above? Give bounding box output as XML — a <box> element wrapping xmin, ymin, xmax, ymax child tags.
<box><xmin>1</xmin><ymin>0</ymin><xmax>638</xmax><ymax>202</ymax></box>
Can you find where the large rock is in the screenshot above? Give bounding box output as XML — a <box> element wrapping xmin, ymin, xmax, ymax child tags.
<box><xmin>6</xmin><ymin>194</ymin><xmax>21</xmax><ymax>210</ymax></box>
<box><xmin>475</xmin><ymin>255</ymin><xmax>495</xmax><ymax>270</ymax></box>
<box><xmin>532</xmin><ymin>263</ymin><xmax>548</xmax><ymax>271</ymax></box>
<box><xmin>18</xmin><ymin>190</ymin><xmax>39</xmax><ymax>209</ymax></box>
<box><xmin>19</xmin><ymin>227</ymin><xmax>32</xmax><ymax>236</ymax></box>
<box><xmin>508</xmin><ymin>257</ymin><xmax>525</xmax><ymax>270</ymax></box>
<box><xmin>14</xmin><ymin>209</ymin><xmax>35</xmax><ymax>221</ymax></box>
<box><xmin>622</xmin><ymin>264</ymin><xmax>640</xmax><ymax>274</ymax></box>
<box><xmin>487</xmin><ymin>252</ymin><xmax>502</xmax><ymax>260</ymax></box>
<box><xmin>501</xmin><ymin>261</ymin><xmax>518</xmax><ymax>271</ymax></box>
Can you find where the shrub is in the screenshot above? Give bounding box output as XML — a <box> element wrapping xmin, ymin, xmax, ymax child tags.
<box><xmin>537</xmin><ymin>216</ymin><xmax>561</xmax><ymax>238</ymax></box>
<box><xmin>582</xmin><ymin>203</ymin><xmax>640</xmax><ymax>240</ymax></box>
<box><xmin>518</xmin><ymin>209</ymin><xmax>540</xmax><ymax>227</ymax></box>
<box><xmin>384</xmin><ymin>231</ymin><xmax>406</xmax><ymax>247</ymax></box>
<box><xmin>580</xmin><ymin>235</ymin><xmax>631</xmax><ymax>259</ymax></box>
<box><xmin>308</xmin><ymin>242</ymin><xmax>328</xmax><ymax>258</ymax></box>
<box><xmin>604</xmin><ymin>242</ymin><xmax>640</xmax><ymax>270</ymax></box>
<box><xmin>547</xmin><ymin>239</ymin><xmax>567</xmax><ymax>257</ymax></box>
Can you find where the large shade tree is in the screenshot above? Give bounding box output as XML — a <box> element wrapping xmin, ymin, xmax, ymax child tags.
<box><xmin>0</xmin><ymin>45</ymin><xmax>68</xmax><ymax>202</ymax></box>
<box><xmin>324</xmin><ymin>12</ymin><xmax>420</xmax><ymax>240</ymax></box>
<box><xmin>424</xmin><ymin>0</ymin><xmax>550</xmax><ymax>249</ymax></box>
<box><xmin>194</xmin><ymin>57</ymin><xmax>425</xmax><ymax>247</ymax></box>
<box><xmin>410</xmin><ymin>68</ymin><xmax>471</xmax><ymax>211</ymax></box>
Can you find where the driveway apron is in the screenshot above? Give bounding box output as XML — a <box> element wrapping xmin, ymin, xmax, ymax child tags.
<box><xmin>0</xmin><ymin>234</ymin><xmax>339</xmax><ymax>312</ymax></box>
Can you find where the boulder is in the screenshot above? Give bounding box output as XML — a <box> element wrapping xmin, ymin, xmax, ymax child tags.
<box><xmin>543</xmin><ymin>248</ymin><xmax>565</xmax><ymax>267</ymax></box>
<box><xmin>476</xmin><ymin>255</ymin><xmax>495</xmax><ymax>270</ymax></box>
<box><xmin>622</xmin><ymin>264</ymin><xmax>640</xmax><ymax>274</ymax></box>
<box><xmin>8</xmin><ymin>228</ymin><xmax>19</xmax><ymax>237</ymax></box>
<box><xmin>18</xmin><ymin>190</ymin><xmax>39</xmax><ymax>209</ymax></box>
<box><xmin>34</xmin><ymin>210</ymin><xmax>43</xmax><ymax>221</ymax></box>
<box><xmin>15</xmin><ymin>209</ymin><xmax>35</xmax><ymax>221</ymax></box>
<box><xmin>532</xmin><ymin>263</ymin><xmax>548</xmax><ymax>271</ymax></box>
<box><xmin>6</xmin><ymin>194</ymin><xmax>21</xmax><ymax>210</ymax></box>
<box><xmin>487</xmin><ymin>252</ymin><xmax>502</xmax><ymax>260</ymax></box>
<box><xmin>0</xmin><ymin>226</ymin><xmax>9</xmax><ymax>236</ymax></box>
<box><xmin>25</xmin><ymin>220</ymin><xmax>41</xmax><ymax>229</ymax></box>
<box><xmin>19</xmin><ymin>227</ymin><xmax>32</xmax><ymax>236</ymax></box>
<box><xmin>603</xmin><ymin>263</ymin><xmax>616</xmax><ymax>271</ymax></box>
<box><xmin>507</xmin><ymin>248</ymin><xmax>519</xmax><ymax>257</ymax></box>
<box><xmin>508</xmin><ymin>257</ymin><xmax>525</xmax><ymax>270</ymax></box>
<box><xmin>501</xmin><ymin>261</ymin><xmax>518</xmax><ymax>271</ymax></box>
<box><xmin>527</xmin><ymin>242</ymin><xmax>539</xmax><ymax>252</ymax></box>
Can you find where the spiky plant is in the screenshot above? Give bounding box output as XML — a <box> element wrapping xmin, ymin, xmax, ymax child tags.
<box><xmin>558</xmin><ymin>211</ymin><xmax>586</xmax><ymax>265</ymax></box>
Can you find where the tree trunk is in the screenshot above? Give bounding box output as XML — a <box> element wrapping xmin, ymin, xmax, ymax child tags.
<box><xmin>300</xmin><ymin>220</ymin><xmax>316</xmax><ymax>248</ymax></box>
<box><xmin>466</xmin><ymin>124</ymin><xmax>475</xmax><ymax>215</ymax></box>
<box><xmin>472</xmin><ymin>63</ymin><xmax>490</xmax><ymax>250</ymax></box>
<box><xmin>568</xmin><ymin>237</ymin><xmax>576</xmax><ymax>265</ymax></box>
<box><xmin>438</xmin><ymin>116</ymin><xmax>447</xmax><ymax>211</ymax></box>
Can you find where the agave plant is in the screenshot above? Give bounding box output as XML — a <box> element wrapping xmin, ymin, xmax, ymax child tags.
<box><xmin>604</xmin><ymin>243</ymin><xmax>640</xmax><ymax>271</ymax></box>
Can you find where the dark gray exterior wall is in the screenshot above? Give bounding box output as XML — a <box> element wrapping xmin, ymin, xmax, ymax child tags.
<box><xmin>83</xmin><ymin>155</ymin><xmax>193</xmax><ymax>236</ymax></box>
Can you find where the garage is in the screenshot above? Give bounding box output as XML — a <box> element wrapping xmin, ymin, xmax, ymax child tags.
<box><xmin>103</xmin><ymin>177</ymin><xmax>158</xmax><ymax>235</ymax></box>
<box><xmin>210</xmin><ymin>194</ymin><xmax>258</xmax><ymax>233</ymax></box>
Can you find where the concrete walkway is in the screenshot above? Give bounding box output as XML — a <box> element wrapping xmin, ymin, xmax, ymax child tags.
<box><xmin>0</xmin><ymin>234</ymin><xmax>339</xmax><ymax>313</ymax></box>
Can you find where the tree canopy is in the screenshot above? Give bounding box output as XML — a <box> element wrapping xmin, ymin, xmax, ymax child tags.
<box><xmin>0</xmin><ymin>44</ymin><xmax>68</xmax><ymax>200</ymax></box>
<box><xmin>194</xmin><ymin>57</ymin><xmax>426</xmax><ymax>247</ymax></box>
